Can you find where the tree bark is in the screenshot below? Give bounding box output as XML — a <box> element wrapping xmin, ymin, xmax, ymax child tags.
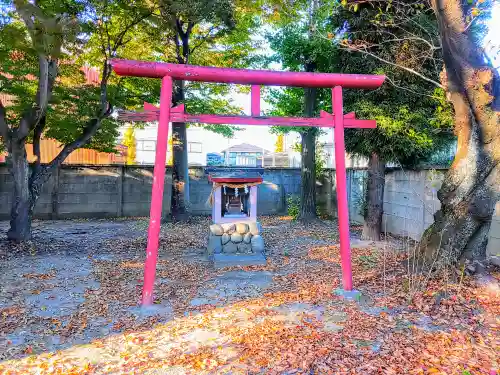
<box><xmin>297</xmin><ymin>1</ymin><xmax>320</xmax><ymax>223</ymax></box>
<box><xmin>418</xmin><ymin>0</ymin><xmax>500</xmax><ymax>269</ymax></box>
<box><xmin>171</xmin><ymin>122</ymin><xmax>190</xmax><ymax>221</ymax></box>
<box><xmin>7</xmin><ymin>138</ymin><xmax>33</xmax><ymax>242</ymax></box>
<box><xmin>169</xmin><ymin>21</ymin><xmax>192</xmax><ymax>222</ymax></box>
<box><xmin>362</xmin><ymin>152</ymin><xmax>385</xmax><ymax>241</ymax></box>
<box><xmin>298</xmin><ymin>80</ymin><xmax>318</xmax><ymax>222</ymax></box>
<box><xmin>171</xmin><ymin>79</ymin><xmax>190</xmax><ymax>222</ymax></box>
<box><xmin>299</xmin><ymin>128</ymin><xmax>317</xmax><ymax>221</ymax></box>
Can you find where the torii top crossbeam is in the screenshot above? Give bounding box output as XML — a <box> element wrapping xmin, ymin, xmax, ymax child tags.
<box><xmin>109</xmin><ymin>58</ymin><xmax>385</xmax><ymax>306</ymax></box>
<box><xmin>110</xmin><ymin>59</ymin><xmax>385</xmax><ymax>89</ymax></box>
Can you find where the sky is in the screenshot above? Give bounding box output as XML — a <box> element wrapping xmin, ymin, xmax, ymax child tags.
<box><xmin>223</xmin><ymin>91</ymin><xmax>280</xmax><ymax>152</ymax></box>
<box><xmin>483</xmin><ymin>1</ymin><xmax>500</xmax><ymax>68</ymax></box>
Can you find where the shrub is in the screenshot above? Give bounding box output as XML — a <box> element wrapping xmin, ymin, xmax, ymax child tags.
<box><xmin>287</xmin><ymin>195</ymin><xmax>300</xmax><ymax>219</ymax></box>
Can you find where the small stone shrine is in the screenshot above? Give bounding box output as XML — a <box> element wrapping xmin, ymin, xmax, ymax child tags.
<box><xmin>206</xmin><ymin>168</ymin><xmax>266</xmax><ymax>267</ymax></box>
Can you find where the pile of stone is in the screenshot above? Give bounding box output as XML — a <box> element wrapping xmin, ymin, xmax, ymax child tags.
<box><xmin>207</xmin><ymin>222</ymin><xmax>265</xmax><ymax>256</ymax></box>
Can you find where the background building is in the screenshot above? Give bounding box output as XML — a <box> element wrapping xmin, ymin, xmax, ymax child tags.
<box><xmin>220</xmin><ymin>143</ymin><xmax>266</xmax><ymax>167</ymax></box>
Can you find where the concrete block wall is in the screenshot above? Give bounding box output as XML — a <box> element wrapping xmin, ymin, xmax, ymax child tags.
<box><xmin>122</xmin><ymin>166</ymin><xmax>172</xmax><ymax>218</ymax></box>
<box><xmin>188</xmin><ymin>167</ymin><xmax>213</xmax><ymax>215</ymax></box>
<box><xmin>347</xmin><ymin>169</ymin><xmax>368</xmax><ymax>224</ymax></box>
<box><xmin>0</xmin><ymin>165</ymin><xmax>173</xmax><ymax>220</ymax></box>
<box><xmin>0</xmin><ymin>164</ymin><xmax>441</xmax><ymax>228</ymax></box>
<box><xmin>57</xmin><ymin>166</ymin><xmax>121</xmax><ymax>218</ymax></box>
<box><xmin>315</xmin><ymin>169</ymin><xmax>367</xmax><ymax>224</ymax></box>
<box><xmin>487</xmin><ymin>202</ymin><xmax>500</xmax><ymax>266</ymax></box>
<box><xmin>183</xmin><ymin>167</ymin><xmax>302</xmax><ymax>216</ymax></box>
<box><xmin>0</xmin><ymin>165</ymin><xmax>300</xmax><ymax>220</ymax></box>
<box><xmin>316</xmin><ymin>170</ymin><xmax>334</xmax><ymax>217</ymax></box>
<box><xmin>1</xmin><ymin>163</ymin><xmax>498</xmax><ymax>260</ymax></box>
<box><xmin>382</xmin><ymin>169</ymin><xmax>443</xmax><ymax>240</ymax></box>
<box><xmin>258</xmin><ymin>168</ymin><xmax>301</xmax><ymax>215</ymax></box>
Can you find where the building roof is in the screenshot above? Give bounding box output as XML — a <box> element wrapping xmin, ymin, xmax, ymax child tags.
<box><xmin>221</xmin><ymin>143</ymin><xmax>269</xmax><ymax>154</ymax></box>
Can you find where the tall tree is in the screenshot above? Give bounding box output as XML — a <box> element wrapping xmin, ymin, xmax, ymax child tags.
<box><xmin>0</xmin><ymin>0</ymin><xmax>156</xmax><ymax>241</ymax></box>
<box><xmin>420</xmin><ymin>0</ymin><xmax>499</xmax><ymax>270</ymax></box>
<box><xmin>275</xmin><ymin>134</ymin><xmax>284</xmax><ymax>152</ymax></box>
<box><xmin>267</xmin><ymin>1</ymin><xmax>337</xmax><ymax>221</ymax></box>
<box><xmin>155</xmin><ymin>0</ymin><xmax>261</xmax><ymax>221</ymax></box>
<box><xmin>330</xmin><ymin>1</ymin><xmax>454</xmax><ymax>241</ymax></box>
<box><xmin>335</xmin><ymin>0</ymin><xmax>499</xmax><ymax>269</ymax></box>
<box><xmin>123</xmin><ymin>126</ymin><xmax>136</xmax><ymax>165</ymax></box>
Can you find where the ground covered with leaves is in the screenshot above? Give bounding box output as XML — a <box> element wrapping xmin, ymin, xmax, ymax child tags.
<box><xmin>0</xmin><ymin>217</ymin><xmax>498</xmax><ymax>374</ymax></box>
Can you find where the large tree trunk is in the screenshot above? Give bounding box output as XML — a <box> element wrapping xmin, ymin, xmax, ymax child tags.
<box><xmin>299</xmin><ymin>128</ymin><xmax>317</xmax><ymax>221</ymax></box>
<box><xmin>362</xmin><ymin>152</ymin><xmax>385</xmax><ymax>241</ymax></box>
<box><xmin>297</xmin><ymin>3</ymin><xmax>320</xmax><ymax>223</ymax></box>
<box><xmin>7</xmin><ymin>138</ymin><xmax>34</xmax><ymax>242</ymax></box>
<box><xmin>168</xmin><ymin>21</ymin><xmax>193</xmax><ymax>223</ymax></box>
<box><xmin>7</xmin><ymin>134</ymin><xmax>58</xmax><ymax>242</ymax></box>
<box><xmin>298</xmin><ymin>83</ymin><xmax>318</xmax><ymax>222</ymax></box>
<box><xmin>418</xmin><ymin>0</ymin><xmax>500</xmax><ymax>270</ymax></box>
<box><xmin>171</xmin><ymin>79</ymin><xmax>190</xmax><ymax>222</ymax></box>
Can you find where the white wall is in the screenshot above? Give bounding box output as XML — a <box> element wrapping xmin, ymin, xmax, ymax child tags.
<box><xmin>119</xmin><ymin>124</ymin><xmax>233</xmax><ymax>166</ymax></box>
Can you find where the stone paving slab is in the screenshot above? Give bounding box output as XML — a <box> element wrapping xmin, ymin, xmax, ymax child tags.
<box><xmin>213</xmin><ymin>253</ymin><xmax>267</xmax><ymax>268</ymax></box>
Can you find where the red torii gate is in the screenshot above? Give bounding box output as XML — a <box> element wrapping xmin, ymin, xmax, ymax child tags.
<box><xmin>110</xmin><ymin>59</ymin><xmax>385</xmax><ymax>306</ymax></box>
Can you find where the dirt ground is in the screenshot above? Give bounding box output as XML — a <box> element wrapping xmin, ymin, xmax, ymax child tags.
<box><xmin>0</xmin><ymin>217</ymin><xmax>498</xmax><ymax>375</ymax></box>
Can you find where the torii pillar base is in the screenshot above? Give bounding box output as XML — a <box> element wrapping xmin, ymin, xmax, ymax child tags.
<box><xmin>334</xmin><ymin>289</ymin><xmax>362</xmax><ymax>302</ymax></box>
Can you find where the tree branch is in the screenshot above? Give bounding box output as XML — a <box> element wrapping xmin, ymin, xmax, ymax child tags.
<box><xmin>176</xmin><ymin>18</ymin><xmax>186</xmax><ymax>39</ymax></box>
<box><xmin>98</xmin><ymin>20</ymin><xmax>110</xmax><ymax>58</ymax></box>
<box><xmin>48</xmin><ymin>104</ymin><xmax>113</xmax><ymax>172</ymax></box>
<box><xmin>36</xmin><ymin>56</ymin><xmax>49</xmax><ymax>114</ymax></box>
<box><xmin>47</xmin><ymin>118</ymin><xmax>103</xmax><ymax>172</ymax></box>
<box><xmin>14</xmin><ymin>0</ymin><xmax>36</xmax><ymax>35</ymax></box>
<box><xmin>0</xmin><ymin>100</ymin><xmax>9</xmax><ymax>145</ymax></box>
<box><xmin>14</xmin><ymin>1</ymin><xmax>59</xmax><ymax>139</ymax></box>
<box><xmin>48</xmin><ymin>58</ymin><xmax>113</xmax><ymax>172</ymax></box>
<box><xmin>18</xmin><ymin>57</ymin><xmax>58</xmax><ymax>140</ymax></box>
<box><xmin>368</xmin><ymin>37</ymin><xmax>440</xmax><ymax>51</ymax></box>
<box><xmin>102</xmin><ymin>0</ymin><xmax>112</xmax><ymax>56</ymax></box>
<box><xmin>99</xmin><ymin>61</ymin><xmax>111</xmax><ymax>116</ymax></box>
<box><xmin>32</xmin><ymin>115</ymin><xmax>45</xmax><ymax>177</ymax></box>
<box><xmin>186</xmin><ymin>22</ymin><xmax>194</xmax><ymax>38</ymax></box>
<box><xmin>398</xmin><ymin>12</ymin><xmax>438</xmax><ymax>43</ymax></box>
<box><xmin>112</xmin><ymin>10</ymin><xmax>154</xmax><ymax>55</ymax></box>
<box><xmin>174</xmin><ymin>34</ymin><xmax>183</xmax><ymax>63</ymax></box>
<box><xmin>189</xmin><ymin>25</ymin><xmax>219</xmax><ymax>55</ymax></box>
<box><xmin>384</xmin><ymin>75</ymin><xmax>443</xmax><ymax>99</ymax></box>
<box><xmin>339</xmin><ymin>44</ymin><xmax>444</xmax><ymax>89</ymax></box>
<box><xmin>42</xmin><ymin>5</ymin><xmax>152</xmax><ymax>172</ymax></box>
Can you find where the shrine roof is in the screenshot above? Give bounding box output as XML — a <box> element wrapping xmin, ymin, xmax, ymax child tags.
<box><xmin>206</xmin><ymin>168</ymin><xmax>263</xmax><ymax>184</ymax></box>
